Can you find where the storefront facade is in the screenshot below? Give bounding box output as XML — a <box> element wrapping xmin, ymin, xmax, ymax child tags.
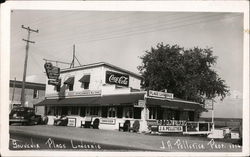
<box><xmin>36</xmin><ymin>62</ymin><xmax>207</xmax><ymax>133</ymax></box>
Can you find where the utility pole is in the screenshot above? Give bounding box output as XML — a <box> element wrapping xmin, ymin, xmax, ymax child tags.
<box><xmin>20</xmin><ymin>25</ymin><xmax>39</xmax><ymax>107</ymax></box>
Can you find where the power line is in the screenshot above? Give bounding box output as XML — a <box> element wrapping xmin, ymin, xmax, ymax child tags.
<box><xmin>40</xmin><ymin>13</ymin><xmax>232</xmax><ymax>45</ymax></box>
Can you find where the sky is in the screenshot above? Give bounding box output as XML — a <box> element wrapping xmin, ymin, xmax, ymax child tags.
<box><xmin>10</xmin><ymin>10</ymin><xmax>243</xmax><ymax>118</ymax></box>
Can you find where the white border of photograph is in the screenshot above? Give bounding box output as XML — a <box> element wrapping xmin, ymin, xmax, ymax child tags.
<box><xmin>1</xmin><ymin>1</ymin><xmax>249</xmax><ymax>157</ymax></box>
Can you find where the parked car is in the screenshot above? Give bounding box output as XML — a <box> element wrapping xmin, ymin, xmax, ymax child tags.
<box><xmin>9</xmin><ymin>107</ymin><xmax>42</xmax><ymax>125</ymax></box>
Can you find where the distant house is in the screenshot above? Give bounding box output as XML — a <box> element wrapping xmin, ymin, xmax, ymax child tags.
<box><xmin>9</xmin><ymin>80</ymin><xmax>46</xmax><ymax>114</ymax></box>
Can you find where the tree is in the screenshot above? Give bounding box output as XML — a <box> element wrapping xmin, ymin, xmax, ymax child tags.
<box><xmin>138</xmin><ymin>43</ymin><xmax>229</xmax><ymax>103</ymax></box>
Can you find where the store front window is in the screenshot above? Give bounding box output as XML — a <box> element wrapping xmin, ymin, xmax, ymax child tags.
<box><xmin>90</xmin><ymin>106</ymin><xmax>99</xmax><ymax>116</ymax></box>
<box><xmin>70</xmin><ymin>106</ymin><xmax>79</xmax><ymax>115</ymax></box>
<box><xmin>149</xmin><ymin>107</ymin><xmax>157</xmax><ymax>119</ymax></box>
<box><xmin>108</xmin><ymin>107</ymin><xmax>116</xmax><ymax>118</ymax></box>
<box><xmin>133</xmin><ymin>107</ymin><xmax>141</xmax><ymax>119</ymax></box>
<box><xmin>124</xmin><ymin>107</ymin><xmax>133</xmax><ymax>118</ymax></box>
<box><xmin>80</xmin><ymin>107</ymin><xmax>86</xmax><ymax>117</ymax></box>
<box><xmin>101</xmin><ymin>106</ymin><xmax>108</xmax><ymax>118</ymax></box>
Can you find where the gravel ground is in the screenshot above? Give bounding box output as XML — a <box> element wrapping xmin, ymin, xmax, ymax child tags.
<box><xmin>9</xmin><ymin>125</ymin><xmax>242</xmax><ymax>152</ymax></box>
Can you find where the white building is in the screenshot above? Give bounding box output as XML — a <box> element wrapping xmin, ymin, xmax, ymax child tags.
<box><xmin>36</xmin><ymin>62</ymin><xmax>206</xmax><ymax>133</ymax></box>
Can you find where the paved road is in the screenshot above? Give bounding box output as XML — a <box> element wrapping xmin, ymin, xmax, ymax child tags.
<box><xmin>9</xmin><ymin>125</ymin><xmax>242</xmax><ymax>152</ymax></box>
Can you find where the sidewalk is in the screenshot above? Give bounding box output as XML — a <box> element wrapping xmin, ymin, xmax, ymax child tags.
<box><xmin>9</xmin><ymin>125</ymin><xmax>242</xmax><ymax>152</ymax></box>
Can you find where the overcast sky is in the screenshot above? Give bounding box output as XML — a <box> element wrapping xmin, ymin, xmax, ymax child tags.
<box><xmin>10</xmin><ymin>10</ymin><xmax>243</xmax><ymax>118</ymax></box>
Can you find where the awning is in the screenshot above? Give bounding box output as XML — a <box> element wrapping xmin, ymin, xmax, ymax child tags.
<box><xmin>100</xmin><ymin>93</ymin><xmax>145</xmax><ymax>104</ymax></box>
<box><xmin>35</xmin><ymin>96</ymin><xmax>100</xmax><ymax>106</ymax></box>
<box><xmin>146</xmin><ymin>97</ymin><xmax>206</xmax><ymax>111</ymax></box>
<box><xmin>35</xmin><ymin>93</ymin><xmax>145</xmax><ymax>106</ymax></box>
<box><xmin>79</xmin><ymin>75</ymin><xmax>90</xmax><ymax>83</ymax></box>
<box><xmin>64</xmin><ymin>77</ymin><xmax>74</xmax><ymax>85</ymax></box>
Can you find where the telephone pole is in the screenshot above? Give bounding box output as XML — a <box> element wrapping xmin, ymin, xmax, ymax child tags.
<box><xmin>20</xmin><ymin>25</ymin><xmax>39</xmax><ymax>107</ymax></box>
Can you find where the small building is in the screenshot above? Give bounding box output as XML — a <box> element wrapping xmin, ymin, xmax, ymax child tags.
<box><xmin>9</xmin><ymin>80</ymin><xmax>46</xmax><ymax>114</ymax></box>
<box><xmin>36</xmin><ymin>62</ymin><xmax>207</xmax><ymax>133</ymax></box>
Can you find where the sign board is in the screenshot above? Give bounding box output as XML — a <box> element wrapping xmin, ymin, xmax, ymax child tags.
<box><xmin>134</xmin><ymin>100</ymin><xmax>146</xmax><ymax>108</ymax></box>
<box><xmin>68</xmin><ymin>90</ymin><xmax>101</xmax><ymax>97</ymax></box>
<box><xmin>204</xmin><ymin>99</ymin><xmax>214</xmax><ymax>110</ymax></box>
<box><xmin>45</xmin><ymin>90</ymin><xmax>102</xmax><ymax>98</ymax></box>
<box><xmin>100</xmin><ymin>118</ymin><xmax>116</xmax><ymax>125</ymax></box>
<box><xmin>158</xmin><ymin>126</ymin><xmax>183</xmax><ymax>132</ymax></box>
<box><xmin>67</xmin><ymin>118</ymin><xmax>76</xmax><ymax>127</ymax></box>
<box><xmin>48</xmin><ymin>79</ymin><xmax>61</xmax><ymax>86</ymax></box>
<box><xmin>148</xmin><ymin>90</ymin><xmax>174</xmax><ymax>99</ymax></box>
<box><xmin>106</xmin><ymin>71</ymin><xmax>129</xmax><ymax>87</ymax></box>
<box><xmin>44</xmin><ymin>62</ymin><xmax>60</xmax><ymax>79</ymax></box>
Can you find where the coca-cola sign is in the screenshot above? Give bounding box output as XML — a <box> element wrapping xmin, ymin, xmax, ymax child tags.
<box><xmin>106</xmin><ymin>71</ymin><xmax>129</xmax><ymax>87</ymax></box>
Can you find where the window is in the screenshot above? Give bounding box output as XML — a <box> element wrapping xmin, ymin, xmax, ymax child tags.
<box><xmin>101</xmin><ymin>106</ymin><xmax>108</xmax><ymax>118</ymax></box>
<box><xmin>117</xmin><ymin>106</ymin><xmax>123</xmax><ymax>118</ymax></box>
<box><xmin>80</xmin><ymin>107</ymin><xmax>86</xmax><ymax>117</ymax></box>
<box><xmin>70</xmin><ymin>106</ymin><xmax>79</xmax><ymax>115</ymax></box>
<box><xmin>124</xmin><ymin>107</ymin><xmax>133</xmax><ymax>118</ymax></box>
<box><xmin>90</xmin><ymin>107</ymin><xmax>99</xmax><ymax>116</ymax></box>
<box><xmin>149</xmin><ymin>107</ymin><xmax>157</xmax><ymax>119</ymax></box>
<box><xmin>64</xmin><ymin>77</ymin><xmax>75</xmax><ymax>91</ymax></box>
<box><xmin>108</xmin><ymin>107</ymin><xmax>116</xmax><ymax>118</ymax></box>
<box><xmin>157</xmin><ymin>107</ymin><xmax>163</xmax><ymax>120</ymax></box>
<box><xmin>134</xmin><ymin>107</ymin><xmax>141</xmax><ymax>119</ymax></box>
<box><xmin>69</xmin><ymin>84</ymin><xmax>74</xmax><ymax>91</ymax></box>
<box><xmin>79</xmin><ymin>75</ymin><xmax>90</xmax><ymax>89</ymax></box>
<box><xmin>83</xmin><ymin>82</ymin><xmax>89</xmax><ymax>89</ymax></box>
<box><xmin>33</xmin><ymin>89</ymin><xmax>39</xmax><ymax>99</ymax></box>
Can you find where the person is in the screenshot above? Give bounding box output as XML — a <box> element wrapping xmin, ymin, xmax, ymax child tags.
<box><xmin>54</xmin><ymin>115</ymin><xmax>61</xmax><ymax>126</ymax></box>
<box><xmin>60</xmin><ymin>115</ymin><xmax>68</xmax><ymax>126</ymax></box>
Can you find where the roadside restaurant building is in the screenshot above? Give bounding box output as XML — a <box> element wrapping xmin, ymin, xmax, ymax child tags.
<box><xmin>36</xmin><ymin>62</ymin><xmax>208</xmax><ymax>133</ymax></box>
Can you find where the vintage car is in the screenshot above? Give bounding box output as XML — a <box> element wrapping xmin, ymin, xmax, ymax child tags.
<box><xmin>9</xmin><ymin>107</ymin><xmax>42</xmax><ymax>125</ymax></box>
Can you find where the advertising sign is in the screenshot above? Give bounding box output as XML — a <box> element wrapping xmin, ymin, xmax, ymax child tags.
<box><xmin>100</xmin><ymin>118</ymin><xmax>116</xmax><ymax>125</ymax></box>
<box><xmin>134</xmin><ymin>100</ymin><xmax>146</xmax><ymax>108</ymax></box>
<box><xmin>67</xmin><ymin>118</ymin><xmax>76</xmax><ymax>127</ymax></box>
<box><xmin>148</xmin><ymin>90</ymin><xmax>174</xmax><ymax>99</ymax></box>
<box><xmin>68</xmin><ymin>90</ymin><xmax>101</xmax><ymax>97</ymax></box>
<box><xmin>44</xmin><ymin>62</ymin><xmax>60</xmax><ymax>79</ymax></box>
<box><xmin>158</xmin><ymin>126</ymin><xmax>183</xmax><ymax>132</ymax></box>
<box><xmin>45</xmin><ymin>90</ymin><xmax>102</xmax><ymax>98</ymax></box>
<box><xmin>106</xmin><ymin>71</ymin><xmax>129</xmax><ymax>87</ymax></box>
<box><xmin>204</xmin><ymin>99</ymin><xmax>214</xmax><ymax>110</ymax></box>
<box><xmin>48</xmin><ymin>79</ymin><xmax>61</xmax><ymax>86</ymax></box>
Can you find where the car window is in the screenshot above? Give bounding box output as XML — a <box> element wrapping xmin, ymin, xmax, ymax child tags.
<box><xmin>27</xmin><ymin>109</ymin><xmax>34</xmax><ymax>113</ymax></box>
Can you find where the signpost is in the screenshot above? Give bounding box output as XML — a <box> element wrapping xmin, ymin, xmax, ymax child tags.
<box><xmin>204</xmin><ymin>99</ymin><xmax>215</xmax><ymax>131</ymax></box>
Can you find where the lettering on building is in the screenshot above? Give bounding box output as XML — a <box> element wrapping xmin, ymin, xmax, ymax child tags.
<box><xmin>106</xmin><ymin>71</ymin><xmax>129</xmax><ymax>87</ymax></box>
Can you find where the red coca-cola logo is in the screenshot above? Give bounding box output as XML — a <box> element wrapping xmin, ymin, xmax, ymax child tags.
<box><xmin>106</xmin><ymin>71</ymin><xmax>129</xmax><ymax>87</ymax></box>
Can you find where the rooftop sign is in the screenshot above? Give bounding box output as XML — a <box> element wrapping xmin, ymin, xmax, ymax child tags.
<box><xmin>148</xmin><ymin>90</ymin><xmax>174</xmax><ymax>99</ymax></box>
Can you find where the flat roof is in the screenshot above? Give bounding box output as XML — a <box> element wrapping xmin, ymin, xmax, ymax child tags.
<box><xmin>60</xmin><ymin>62</ymin><xmax>143</xmax><ymax>79</ymax></box>
<box><xmin>9</xmin><ymin>80</ymin><xmax>46</xmax><ymax>90</ymax></box>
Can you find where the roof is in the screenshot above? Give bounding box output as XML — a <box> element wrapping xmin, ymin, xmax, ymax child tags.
<box><xmin>60</xmin><ymin>62</ymin><xmax>143</xmax><ymax>79</ymax></box>
<box><xmin>35</xmin><ymin>93</ymin><xmax>145</xmax><ymax>106</ymax></box>
<box><xmin>9</xmin><ymin>80</ymin><xmax>46</xmax><ymax>90</ymax></box>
